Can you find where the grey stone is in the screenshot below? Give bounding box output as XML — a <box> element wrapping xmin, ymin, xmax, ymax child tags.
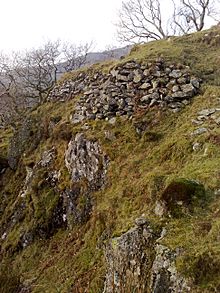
<box><xmin>171</xmin><ymin>91</ymin><xmax>188</xmax><ymax>99</ymax></box>
<box><xmin>152</xmin><ymin>80</ymin><xmax>159</xmax><ymax>89</ymax></box>
<box><xmin>149</xmin><ymin>98</ymin><xmax>158</xmax><ymax>107</ymax></box>
<box><xmin>140</xmin><ymin>94</ymin><xmax>152</xmax><ymax>103</ymax></box>
<box><xmin>197</xmin><ymin>108</ymin><xmax>216</xmax><ymax>116</ymax></box>
<box><xmin>192</xmin><ymin>142</ymin><xmax>202</xmax><ymax>151</ymax></box>
<box><xmin>177</xmin><ymin>77</ymin><xmax>187</xmax><ymax>84</ymax></box>
<box><xmin>139</xmin><ymin>82</ymin><xmax>151</xmax><ymax>90</ymax></box>
<box><xmin>172</xmin><ymin>85</ymin><xmax>180</xmax><ymax>92</ymax></box>
<box><xmin>103</xmin><ymin>223</ymin><xmax>189</xmax><ymax>293</ymax></box>
<box><xmin>154</xmin><ymin>200</ymin><xmax>166</xmax><ymax>217</ymax></box>
<box><xmin>135</xmin><ymin>217</ymin><xmax>148</xmax><ymax>226</ymax></box>
<box><xmin>181</xmin><ymin>83</ymin><xmax>196</xmax><ymax>97</ymax></box>
<box><xmin>38</xmin><ymin>148</ymin><xmax>56</xmax><ymax>167</ymax></box>
<box><xmin>103</xmin><ymin>225</ymin><xmax>155</xmax><ymax>293</ymax></box>
<box><xmin>104</xmin><ymin>130</ymin><xmax>116</xmax><ymax>141</ymax></box>
<box><xmin>154</xmin><ymin>70</ymin><xmax>162</xmax><ymax>77</ymax></box>
<box><xmin>143</xmin><ymin>69</ymin><xmax>151</xmax><ymax>76</ymax></box>
<box><xmin>65</xmin><ymin>133</ymin><xmax>109</xmax><ymax>186</ymax></box>
<box><xmin>169</xmin><ymin>70</ymin><xmax>183</xmax><ymax>78</ymax></box>
<box><xmin>96</xmin><ymin>113</ymin><xmax>104</xmax><ymax>119</ymax></box>
<box><xmin>191</xmin><ymin>127</ymin><xmax>208</xmax><ymax>136</ymax></box>
<box><xmin>133</xmin><ymin>69</ymin><xmax>143</xmax><ymax>83</ymax></box>
<box><xmin>108</xmin><ymin>117</ymin><xmax>116</xmax><ymax>125</ymax></box>
<box><xmin>48</xmin><ymin>59</ymin><xmax>200</xmax><ymax>124</ymax></box>
<box><xmin>190</xmin><ymin>78</ymin><xmax>200</xmax><ymax>89</ymax></box>
<box><xmin>150</xmin><ymin>244</ymin><xmax>190</xmax><ymax>293</ymax></box>
<box><xmin>181</xmin><ymin>99</ymin><xmax>190</xmax><ymax>105</ymax></box>
<box><xmin>191</xmin><ymin>119</ymin><xmax>203</xmax><ymax>125</ymax></box>
<box><xmin>116</xmin><ymin>74</ymin><xmax>129</xmax><ymax>82</ymax></box>
<box><xmin>71</xmin><ymin>113</ymin><xmax>85</xmax><ymax>124</ymax></box>
<box><xmin>171</xmin><ymin>108</ymin><xmax>181</xmax><ymax>113</ymax></box>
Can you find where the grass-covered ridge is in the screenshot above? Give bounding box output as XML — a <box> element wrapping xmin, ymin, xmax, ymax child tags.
<box><xmin>0</xmin><ymin>27</ymin><xmax>220</xmax><ymax>292</ymax></box>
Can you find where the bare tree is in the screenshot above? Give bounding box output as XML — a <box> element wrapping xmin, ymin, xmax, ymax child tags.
<box><xmin>0</xmin><ymin>52</ymin><xmax>27</xmax><ymax>124</ymax></box>
<box><xmin>117</xmin><ymin>0</ymin><xmax>169</xmax><ymax>43</ymax></box>
<box><xmin>0</xmin><ymin>40</ymin><xmax>92</xmax><ymax>124</ymax></box>
<box><xmin>12</xmin><ymin>40</ymin><xmax>61</xmax><ymax>104</ymax></box>
<box><xmin>62</xmin><ymin>42</ymin><xmax>93</xmax><ymax>72</ymax></box>
<box><xmin>173</xmin><ymin>0</ymin><xmax>220</xmax><ymax>34</ymax></box>
<box><xmin>117</xmin><ymin>0</ymin><xmax>220</xmax><ymax>43</ymax></box>
<box><xmin>7</xmin><ymin>40</ymin><xmax>91</xmax><ymax>105</ymax></box>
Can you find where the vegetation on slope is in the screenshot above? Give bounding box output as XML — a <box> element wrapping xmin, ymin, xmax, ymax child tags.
<box><xmin>0</xmin><ymin>26</ymin><xmax>220</xmax><ymax>292</ymax></box>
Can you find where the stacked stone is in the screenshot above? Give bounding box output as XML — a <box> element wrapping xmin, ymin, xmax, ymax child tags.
<box><xmin>48</xmin><ymin>59</ymin><xmax>201</xmax><ymax>123</ymax></box>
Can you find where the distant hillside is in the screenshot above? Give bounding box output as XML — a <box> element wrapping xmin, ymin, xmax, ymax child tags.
<box><xmin>56</xmin><ymin>45</ymin><xmax>132</xmax><ymax>77</ymax></box>
<box><xmin>85</xmin><ymin>45</ymin><xmax>132</xmax><ymax>64</ymax></box>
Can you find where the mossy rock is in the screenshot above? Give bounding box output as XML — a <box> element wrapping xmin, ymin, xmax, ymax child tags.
<box><xmin>160</xmin><ymin>178</ymin><xmax>206</xmax><ymax>217</ymax></box>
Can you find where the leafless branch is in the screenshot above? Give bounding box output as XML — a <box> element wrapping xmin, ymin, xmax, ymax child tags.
<box><xmin>117</xmin><ymin>0</ymin><xmax>168</xmax><ymax>44</ymax></box>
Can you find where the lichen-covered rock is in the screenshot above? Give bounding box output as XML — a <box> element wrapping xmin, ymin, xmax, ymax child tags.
<box><xmin>64</xmin><ymin>133</ymin><xmax>109</xmax><ymax>226</ymax></box>
<box><xmin>103</xmin><ymin>220</ymin><xmax>156</xmax><ymax>293</ymax></box>
<box><xmin>38</xmin><ymin>148</ymin><xmax>56</xmax><ymax>167</ymax></box>
<box><xmin>65</xmin><ymin>133</ymin><xmax>109</xmax><ymax>189</ymax></box>
<box><xmin>104</xmin><ymin>220</ymin><xmax>190</xmax><ymax>293</ymax></box>
<box><xmin>62</xmin><ymin>187</ymin><xmax>92</xmax><ymax>226</ymax></box>
<box><xmin>150</xmin><ymin>244</ymin><xmax>190</xmax><ymax>292</ymax></box>
<box><xmin>8</xmin><ymin>117</ymin><xmax>43</xmax><ymax>169</ymax></box>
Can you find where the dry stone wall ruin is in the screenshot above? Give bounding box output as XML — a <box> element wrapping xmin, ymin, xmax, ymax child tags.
<box><xmin>48</xmin><ymin>59</ymin><xmax>201</xmax><ymax>123</ymax></box>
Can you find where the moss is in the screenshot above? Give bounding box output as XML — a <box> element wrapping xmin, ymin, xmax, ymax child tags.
<box><xmin>0</xmin><ymin>127</ymin><xmax>13</xmax><ymax>157</ymax></box>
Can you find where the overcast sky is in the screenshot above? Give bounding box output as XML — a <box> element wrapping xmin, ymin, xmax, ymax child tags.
<box><xmin>0</xmin><ymin>0</ymin><xmax>216</xmax><ymax>54</ymax></box>
<box><xmin>0</xmin><ymin>0</ymin><xmax>124</xmax><ymax>53</ymax></box>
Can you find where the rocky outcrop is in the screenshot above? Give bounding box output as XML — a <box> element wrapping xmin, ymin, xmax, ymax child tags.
<box><xmin>48</xmin><ymin>59</ymin><xmax>201</xmax><ymax>123</ymax></box>
<box><xmin>8</xmin><ymin>117</ymin><xmax>43</xmax><ymax>170</ymax></box>
<box><xmin>103</xmin><ymin>218</ymin><xmax>156</xmax><ymax>293</ymax></box>
<box><xmin>150</xmin><ymin>244</ymin><xmax>190</xmax><ymax>293</ymax></box>
<box><xmin>65</xmin><ymin>133</ymin><xmax>109</xmax><ymax>188</ymax></box>
<box><xmin>63</xmin><ymin>133</ymin><xmax>109</xmax><ymax>225</ymax></box>
<box><xmin>104</xmin><ymin>218</ymin><xmax>190</xmax><ymax>293</ymax></box>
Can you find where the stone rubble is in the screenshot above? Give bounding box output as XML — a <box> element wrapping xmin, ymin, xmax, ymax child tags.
<box><xmin>192</xmin><ymin>107</ymin><xmax>220</xmax><ymax>130</ymax></box>
<box><xmin>48</xmin><ymin>59</ymin><xmax>201</xmax><ymax>123</ymax></box>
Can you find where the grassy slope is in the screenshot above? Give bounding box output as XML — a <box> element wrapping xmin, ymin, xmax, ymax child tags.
<box><xmin>1</xmin><ymin>27</ymin><xmax>220</xmax><ymax>292</ymax></box>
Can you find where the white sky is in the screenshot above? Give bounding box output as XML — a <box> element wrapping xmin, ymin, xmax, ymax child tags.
<box><xmin>0</xmin><ymin>0</ymin><xmax>216</xmax><ymax>54</ymax></box>
<box><xmin>0</xmin><ymin>0</ymin><xmax>124</xmax><ymax>53</ymax></box>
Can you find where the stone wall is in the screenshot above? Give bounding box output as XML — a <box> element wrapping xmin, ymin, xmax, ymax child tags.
<box><xmin>48</xmin><ymin>59</ymin><xmax>201</xmax><ymax>123</ymax></box>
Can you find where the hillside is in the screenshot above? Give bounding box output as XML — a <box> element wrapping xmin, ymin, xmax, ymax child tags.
<box><xmin>1</xmin><ymin>26</ymin><xmax>220</xmax><ymax>293</ymax></box>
